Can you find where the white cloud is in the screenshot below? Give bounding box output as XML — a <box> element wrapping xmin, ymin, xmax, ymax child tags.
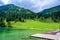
<box><xmin>1</xmin><ymin>0</ymin><xmax>60</xmax><ymax>12</ymax></box>
<box><xmin>30</xmin><ymin>0</ymin><xmax>60</xmax><ymax>12</ymax></box>
<box><xmin>2</xmin><ymin>0</ymin><xmax>9</xmax><ymax>4</ymax></box>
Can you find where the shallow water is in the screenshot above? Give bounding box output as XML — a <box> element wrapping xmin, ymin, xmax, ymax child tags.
<box><xmin>0</xmin><ymin>28</ymin><xmax>49</xmax><ymax>40</ymax></box>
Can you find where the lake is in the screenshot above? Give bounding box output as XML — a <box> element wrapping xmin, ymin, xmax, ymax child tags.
<box><xmin>0</xmin><ymin>28</ymin><xmax>52</xmax><ymax>40</ymax></box>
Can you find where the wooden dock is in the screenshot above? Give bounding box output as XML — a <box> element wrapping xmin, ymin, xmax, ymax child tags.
<box><xmin>31</xmin><ymin>34</ymin><xmax>59</xmax><ymax>40</ymax></box>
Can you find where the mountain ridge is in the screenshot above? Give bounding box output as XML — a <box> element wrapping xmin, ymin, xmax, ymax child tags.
<box><xmin>38</xmin><ymin>5</ymin><xmax>60</xmax><ymax>14</ymax></box>
<box><xmin>0</xmin><ymin>4</ymin><xmax>35</xmax><ymax>14</ymax></box>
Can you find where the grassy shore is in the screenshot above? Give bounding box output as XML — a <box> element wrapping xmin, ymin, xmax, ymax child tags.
<box><xmin>0</xmin><ymin>20</ymin><xmax>60</xmax><ymax>40</ymax></box>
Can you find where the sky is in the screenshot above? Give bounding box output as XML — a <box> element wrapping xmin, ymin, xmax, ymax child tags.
<box><xmin>0</xmin><ymin>0</ymin><xmax>60</xmax><ymax>12</ymax></box>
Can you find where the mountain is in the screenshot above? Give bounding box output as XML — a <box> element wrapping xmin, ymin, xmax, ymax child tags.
<box><xmin>38</xmin><ymin>5</ymin><xmax>60</xmax><ymax>22</ymax></box>
<box><xmin>38</xmin><ymin>5</ymin><xmax>60</xmax><ymax>14</ymax></box>
<box><xmin>0</xmin><ymin>4</ymin><xmax>36</xmax><ymax>22</ymax></box>
<box><xmin>0</xmin><ymin>4</ymin><xmax>34</xmax><ymax>14</ymax></box>
<box><xmin>0</xmin><ymin>4</ymin><xmax>60</xmax><ymax>23</ymax></box>
<box><xmin>0</xmin><ymin>4</ymin><xmax>60</xmax><ymax>27</ymax></box>
<box><xmin>0</xmin><ymin>4</ymin><xmax>36</xmax><ymax>27</ymax></box>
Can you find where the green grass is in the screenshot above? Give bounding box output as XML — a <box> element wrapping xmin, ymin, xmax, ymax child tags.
<box><xmin>11</xmin><ymin>20</ymin><xmax>60</xmax><ymax>30</ymax></box>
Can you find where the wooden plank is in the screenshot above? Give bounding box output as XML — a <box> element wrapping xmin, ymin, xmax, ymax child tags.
<box><xmin>31</xmin><ymin>34</ymin><xmax>56</xmax><ymax>40</ymax></box>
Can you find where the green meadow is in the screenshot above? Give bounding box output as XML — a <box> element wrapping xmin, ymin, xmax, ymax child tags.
<box><xmin>12</xmin><ymin>20</ymin><xmax>60</xmax><ymax>29</ymax></box>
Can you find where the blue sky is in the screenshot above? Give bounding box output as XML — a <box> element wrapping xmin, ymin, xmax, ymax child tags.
<box><xmin>0</xmin><ymin>0</ymin><xmax>60</xmax><ymax>12</ymax></box>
